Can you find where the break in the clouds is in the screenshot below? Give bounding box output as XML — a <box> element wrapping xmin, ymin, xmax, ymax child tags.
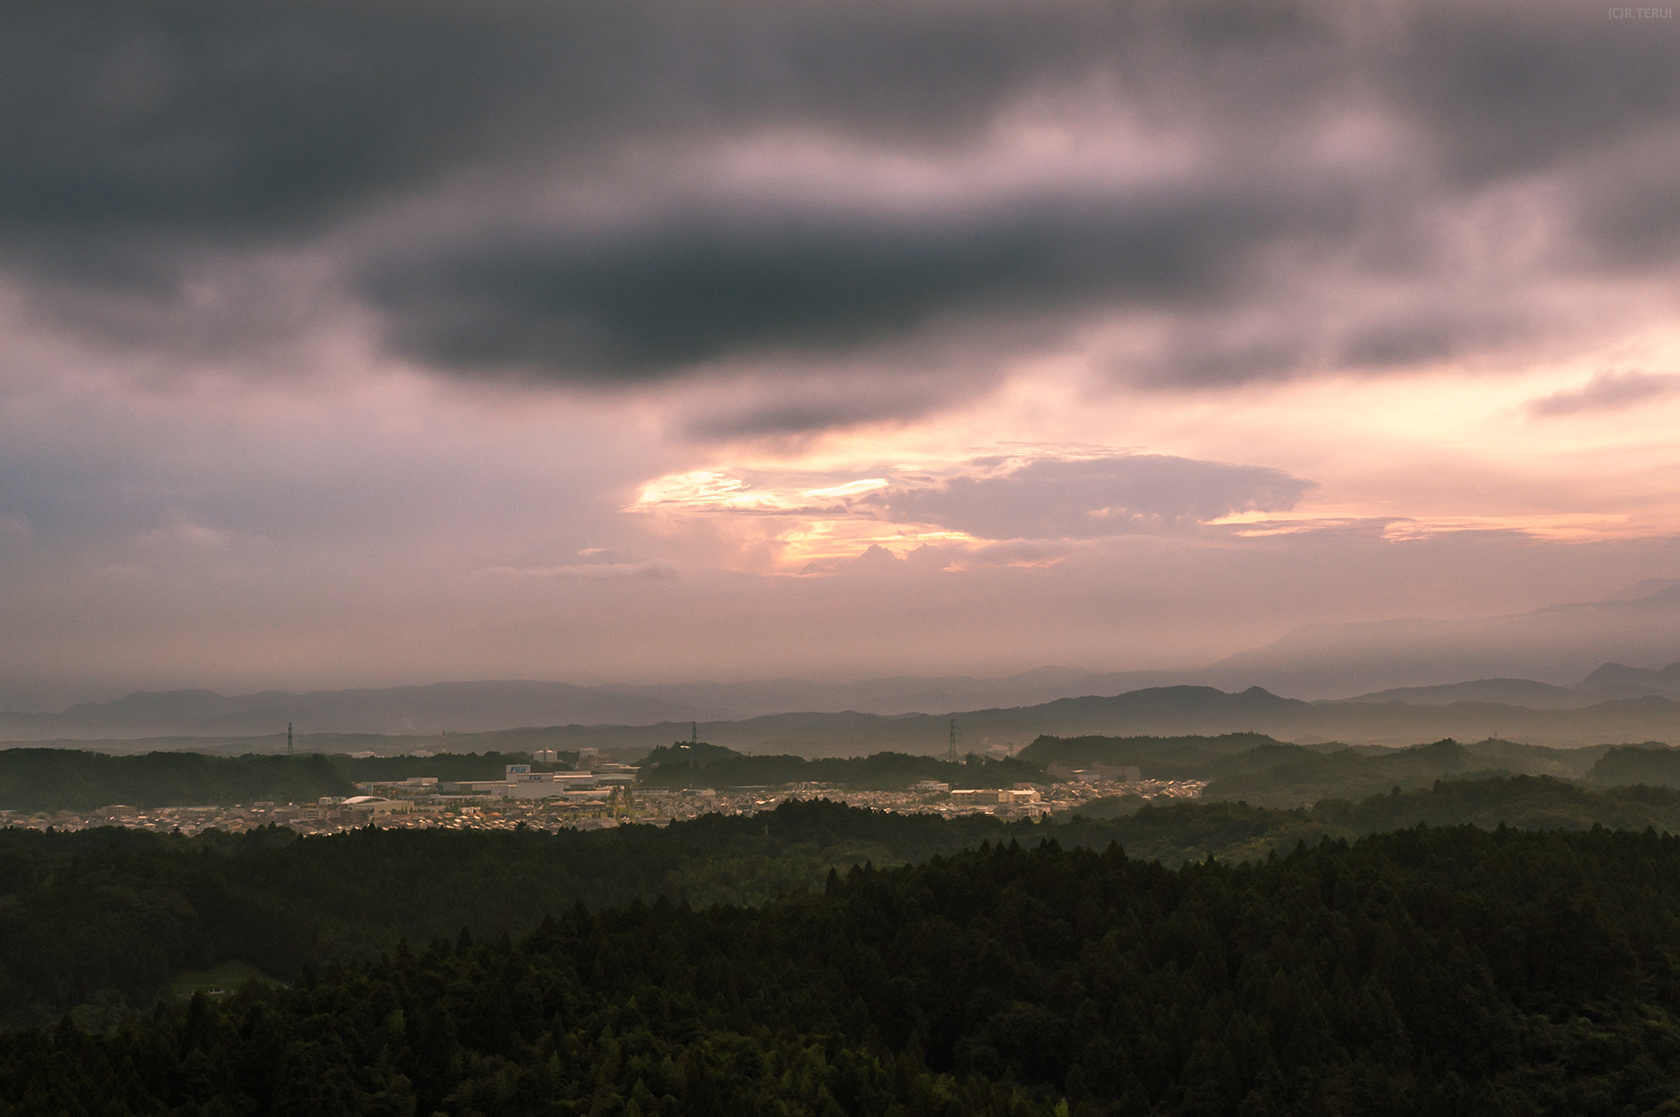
<box><xmin>633</xmin><ymin>452</ymin><xmax>1314</xmax><ymax>555</ymax></box>
<box><xmin>871</xmin><ymin>454</ymin><xmax>1314</xmax><ymax>541</ymax></box>
<box><xmin>1</xmin><ymin>0</ymin><xmax>1677</xmax><ymax>426</ymax></box>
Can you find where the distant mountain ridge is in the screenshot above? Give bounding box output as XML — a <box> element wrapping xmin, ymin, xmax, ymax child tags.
<box><xmin>1335</xmin><ymin>679</ymin><xmax>1593</xmax><ymax>709</ymax></box>
<box><xmin>12</xmin><ymin>681</ymin><xmax>1680</xmax><ymax>757</ymax></box>
<box><xmin>7</xmin><ymin>665</ymin><xmax>1680</xmax><ymax>749</ymax></box>
<box><xmin>10</xmin><ymin>652</ymin><xmax>1680</xmax><ymax>744</ymax></box>
<box><xmin>1577</xmin><ymin>661</ymin><xmax>1680</xmax><ymax>698</ymax></box>
<box><xmin>589</xmin><ymin>686</ymin><xmax>1680</xmax><ymax>755</ymax></box>
<box><xmin>0</xmin><ymin>670</ymin><xmax>1182</xmax><ymax>742</ymax></box>
<box><xmin>0</xmin><ymin>681</ymin><xmax>699</xmax><ymax>741</ymax></box>
<box><xmin>1205</xmin><ymin>581</ymin><xmax>1680</xmax><ymax>698</ymax></box>
<box><xmin>1334</xmin><ymin>660</ymin><xmax>1680</xmax><ymax>708</ymax></box>
<box><xmin>5</xmin><ymin>580</ymin><xmax>1680</xmax><ymax>744</ymax></box>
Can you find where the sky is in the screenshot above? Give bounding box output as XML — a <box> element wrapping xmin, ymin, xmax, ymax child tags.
<box><xmin>3</xmin><ymin>0</ymin><xmax>1680</xmax><ymax>708</ymax></box>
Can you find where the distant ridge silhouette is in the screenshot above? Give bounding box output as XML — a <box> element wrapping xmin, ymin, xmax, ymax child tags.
<box><xmin>6</xmin><ymin>582</ymin><xmax>1680</xmax><ymax>747</ymax></box>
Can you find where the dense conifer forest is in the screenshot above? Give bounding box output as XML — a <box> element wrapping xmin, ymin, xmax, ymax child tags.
<box><xmin>10</xmin><ymin>782</ymin><xmax>1680</xmax><ymax>1028</ymax></box>
<box><xmin>11</xmin><ymin>755</ymin><xmax>1680</xmax><ymax>1112</ymax></box>
<box><xmin>7</xmin><ymin>820</ymin><xmax>1680</xmax><ymax>1115</ymax></box>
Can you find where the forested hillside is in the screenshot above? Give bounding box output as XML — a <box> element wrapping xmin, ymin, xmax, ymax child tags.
<box><xmin>8</xmin><ymin>780</ymin><xmax>1680</xmax><ymax>1029</ymax></box>
<box><xmin>1591</xmin><ymin>743</ymin><xmax>1680</xmax><ymax>787</ymax></box>
<box><xmin>637</xmin><ymin>743</ymin><xmax>1042</xmax><ymax>789</ymax></box>
<box><xmin>8</xmin><ymin>824</ymin><xmax>1680</xmax><ymax>1115</ymax></box>
<box><xmin>0</xmin><ymin>750</ymin><xmax>555</xmax><ymax>813</ymax></box>
<box><xmin>1024</xmin><ymin>733</ymin><xmax>1629</xmax><ymax>805</ymax></box>
<box><xmin>5</xmin><ymin>734</ymin><xmax>1661</xmax><ymax>814</ymax></box>
<box><xmin>0</xmin><ymin>804</ymin><xmax>1005</xmax><ymax>1027</ymax></box>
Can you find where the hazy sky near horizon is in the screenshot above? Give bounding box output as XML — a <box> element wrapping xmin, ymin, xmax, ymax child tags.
<box><xmin>3</xmin><ymin>0</ymin><xmax>1680</xmax><ymax>707</ymax></box>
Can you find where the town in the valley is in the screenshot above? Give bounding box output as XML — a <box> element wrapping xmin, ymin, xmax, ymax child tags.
<box><xmin>3</xmin><ymin>749</ymin><xmax>1208</xmax><ymax>836</ymax></box>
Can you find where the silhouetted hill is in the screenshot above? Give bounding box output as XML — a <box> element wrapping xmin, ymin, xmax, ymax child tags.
<box><xmin>1028</xmin><ymin>733</ymin><xmax>1617</xmax><ymax>807</ymax></box>
<box><xmin>1589</xmin><ymin>744</ymin><xmax>1680</xmax><ymax>787</ymax></box>
<box><xmin>638</xmin><ymin>741</ymin><xmax>744</xmax><ymax>770</ymax></box>
<box><xmin>0</xmin><ymin>749</ymin><xmax>562</xmax><ymax>813</ymax></box>
<box><xmin>636</xmin><ymin>743</ymin><xmax>1043</xmax><ymax>790</ymax></box>
<box><xmin>0</xmin><ymin>671</ymin><xmax>1188</xmax><ymax>741</ymax></box>
<box><xmin>15</xmin><ymin>581</ymin><xmax>1680</xmax><ymax>743</ymax></box>
<box><xmin>0</xmin><ymin>681</ymin><xmax>700</xmax><ymax>740</ymax></box>
<box><xmin>599</xmin><ymin>666</ymin><xmax>1182</xmax><ymax>719</ymax></box>
<box><xmin>0</xmin><ymin>749</ymin><xmax>354</xmax><ymax>813</ymax></box>
<box><xmin>1017</xmin><ymin>732</ymin><xmax>1300</xmax><ymax>775</ymax></box>
<box><xmin>1201</xmin><ymin>739</ymin><xmax>1496</xmax><ymax>807</ymax></box>
<box><xmin>11</xmin><ymin>680</ymin><xmax>1680</xmax><ymax>755</ymax></box>
<box><xmin>1335</xmin><ymin>677</ymin><xmax>1592</xmax><ymax>708</ymax></box>
<box><xmin>1576</xmin><ymin>661</ymin><xmax>1680</xmax><ymax>699</ymax></box>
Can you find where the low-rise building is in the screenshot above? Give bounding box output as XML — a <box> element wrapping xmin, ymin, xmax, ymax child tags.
<box><xmin>592</xmin><ymin>762</ymin><xmax>640</xmax><ymax>785</ymax></box>
<box><xmin>342</xmin><ymin>795</ymin><xmax>410</xmax><ymax>815</ymax></box>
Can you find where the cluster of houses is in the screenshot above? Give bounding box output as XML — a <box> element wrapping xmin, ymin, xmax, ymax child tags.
<box><xmin>332</xmin><ymin>753</ymin><xmax>1150</xmax><ymax>819</ymax></box>
<box><xmin>343</xmin><ymin>753</ymin><xmax>642</xmax><ymax>815</ymax></box>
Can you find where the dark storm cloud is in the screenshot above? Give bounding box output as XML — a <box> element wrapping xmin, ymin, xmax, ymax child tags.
<box><xmin>871</xmin><ymin>455</ymin><xmax>1314</xmax><ymax>540</ymax></box>
<box><xmin>1567</xmin><ymin>141</ymin><xmax>1680</xmax><ymax>268</ymax></box>
<box><xmin>362</xmin><ymin>186</ymin><xmax>1323</xmax><ymax>380</ymax></box>
<box><xmin>0</xmin><ymin>0</ymin><xmax>1131</xmax><ymax>248</ymax></box>
<box><xmin>681</xmin><ymin>374</ymin><xmax>979</xmax><ymax>440</ymax></box>
<box><xmin>1</xmin><ymin>0</ymin><xmax>1676</xmax><ymax>406</ymax></box>
<box><xmin>1378</xmin><ymin>3</ymin><xmax>1680</xmax><ymax>185</ymax></box>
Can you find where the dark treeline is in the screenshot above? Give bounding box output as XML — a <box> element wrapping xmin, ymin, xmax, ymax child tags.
<box><xmin>1202</xmin><ymin>741</ymin><xmax>1512</xmax><ymax>807</ymax></box>
<box><xmin>1060</xmin><ymin>776</ymin><xmax>1680</xmax><ymax>865</ymax></box>
<box><xmin>10</xmin><ymin>734</ymin><xmax>1670</xmax><ymax>816</ymax></box>
<box><xmin>0</xmin><ymin>750</ymin><xmax>354</xmax><ymax>814</ymax></box>
<box><xmin>8</xmin><ymin>779</ymin><xmax>1680</xmax><ymax>1029</ymax></box>
<box><xmin>330</xmin><ymin>752</ymin><xmax>572</xmax><ymax>784</ymax></box>
<box><xmin>0</xmin><ymin>750</ymin><xmax>555</xmax><ymax>813</ymax></box>
<box><xmin>1591</xmin><ymin>743</ymin><xmax>1680</xmax><ymax>788</ymax></box>
<box><xmin>0</xmin><ymin>803</ymin><xmax>1005</xmax><ymax>1027</ymax></box>
<box><xmin>1024</xmin><ymin>733</ymin><xmax>1655</xmax><ymax>805</ymax></box>
<box><xmin>8</xmin><ymin>823</ymin><xmax>1680</xmax><ymax>1115</ymax></box>
<box><xmin>1019</xmin><ymin>733</ymin><xmax>1291</xmax><ymax>778</ymax></box>
<box><xmin>638</xmin><ymin>742</ymin><xmax>1043</xmax><ymax>790</ymax></box>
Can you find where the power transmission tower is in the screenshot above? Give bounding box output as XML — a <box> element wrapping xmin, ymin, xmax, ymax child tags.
<box><xmin>287</xmin><ymin>722</ymin><xmax>293</xmax><ymax>757</ymax></box>
<box><xmin>947</xmin><ymin>718</ymin><xmax>958</xmax><ymax>763</ymax></box>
